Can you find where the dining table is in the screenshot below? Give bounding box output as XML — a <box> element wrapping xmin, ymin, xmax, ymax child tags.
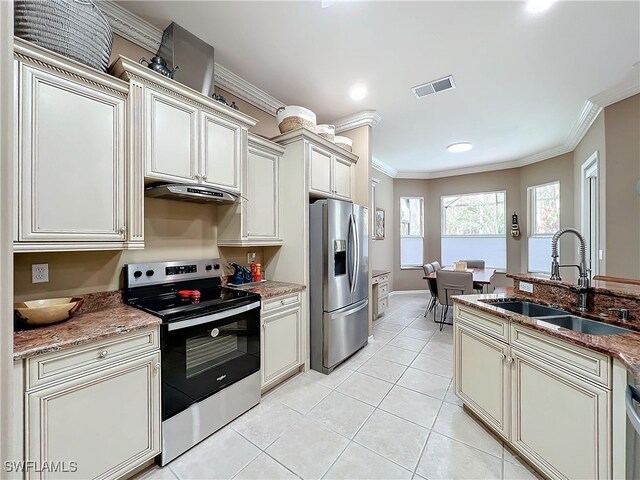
<box><xmin>423</xmin><ymin>266</ymin><xmax>496</xmax><ymax>285</ymax></box>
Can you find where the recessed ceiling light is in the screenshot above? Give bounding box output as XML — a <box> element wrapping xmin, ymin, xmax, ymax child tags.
<box><xmin>349</xmin><ymin>83</ymin><xmax>367</xmax><ymax>101</ymax></box>
<box><xmin>447</xmin><ymin>142</ymin><xmax>473</xmax><ymax>153</ymax></box>
<box><xmin>526</xmin><ymin>0</ymin><xmax>555</xmax><ymax>14</ymax></box>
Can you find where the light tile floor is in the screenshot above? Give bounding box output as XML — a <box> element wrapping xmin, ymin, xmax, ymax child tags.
<box><xmin>134</xmin><ymin>293</ymin><xmax>543</xmax><ymax>480</ymax></box>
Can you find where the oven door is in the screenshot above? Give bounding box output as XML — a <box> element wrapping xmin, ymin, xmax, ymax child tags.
<box><xmin>160</xmin><ymin>301</ymin><xmax>260</xmax><ymax>420</ymax></box>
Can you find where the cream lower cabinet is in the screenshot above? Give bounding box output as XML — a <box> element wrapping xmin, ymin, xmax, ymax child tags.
<box><xmin>14</xmin><ymin>40</ymin><xmax>140</xmax><ymax>252</ymax></box>
<box><xmin>22</xmin><ymin>329</ymin><xmax>161</xmax><ymax>480</ymax></box>
<box><xmin>261</xmin><ymin>293</ymin><xmax>303</xmax><ymax>391</ymax></box>
<box><xmin>454</xmin><ymin>304</ymin><xmax>612</xmax><ymax>480</ymax></box>
<box><xmin>217</xmin><ymin>135</ymin><xmax>283</xmax><ymax>246</ymax></box>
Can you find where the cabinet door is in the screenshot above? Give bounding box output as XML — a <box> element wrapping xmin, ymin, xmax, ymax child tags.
<box><xmin>333</xmin><ymin>156</ymin><xmax>353</xmax><ymax>200</ymax></box>
<box><xmin>308</xmin><ymin>144</ymin><xmax>333</xmax><ymax>196</ymax></box>
<box><xmin>19</xmin><ymin>64</ymin><xmax>125</xmax><ymax>242</ymax></box>
<box><xmin>261</xmin><ymin>306</ymin><xmax>301</xmax><ymax>388</ymax></box>
<box><xmin>454</xmin><ymin>322</ymin><xmax>510</xmax><ymax>439</ymax></box>
<box><xmin>201</xmin><ymin>112</ymin><xmax>242</xmax><ymax>192</ymax></box>
<box><xmin>145</xmin><ymin>87</ymin><xmax>198</xmax><ymax>182</ymax></box>
<box><xmin>511</xmin><ymin>348</ymin><xmax>610</xmax><ymax>480</ymax></box>
<box><xmin>245</xmin><ymin>146</ymin><xmax>279</xmax><ymax>240</ymax></box>
<box><xmin>26</xmin><ymin>352</ymin><xmax>161</xmax><ymax>480</ymax></box>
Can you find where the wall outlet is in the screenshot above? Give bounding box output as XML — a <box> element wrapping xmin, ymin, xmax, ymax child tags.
<box><xmin>32</xmin><ymin>264</ymin><xmax>49</xmax><ymax>284</ymax></box>
<box><xmin>519</xmin><ymin>281</ymin><xmax>534</xmax><ymax>293</ymax></box>
<box><xmin>247</xmin><ymin>252</ymin><xmax>256</xmax><ymax>264</ymax></box>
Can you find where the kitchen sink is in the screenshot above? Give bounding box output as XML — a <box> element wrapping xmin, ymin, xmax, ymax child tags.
<box><xmin>487</xmin><ymin>301</ymin><xmax>567</xmax><ymax>317</ymax></box>
<box><xmin>536</xmin><ymin>315</ymin><xmax>633</xmax><ymax>336</ymax></box>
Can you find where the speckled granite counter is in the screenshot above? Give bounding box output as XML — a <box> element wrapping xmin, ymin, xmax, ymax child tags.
<box><xmin>453</xmin><ymin>293</ymin><xmax>640</xmax><ymax>381</ymax></box>
<box><xmin>225</xmin><ymin>280</ymin><xmax>306</xmax><ymax>299</ymax></box>
<box><xmin>14</xmin><ymin>292</ymin><xmax>160</xmax><ymax>360</ymax></box>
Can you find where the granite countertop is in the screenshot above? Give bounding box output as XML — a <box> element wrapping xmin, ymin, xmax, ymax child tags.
<box><xmin>453</xmin><ymin>293</ymin><xmax>640</xmax><ymax>381</ymax></box>
<box><xmin>14</xmin><ymin>292</ymin><xmax>160</xmax><ymax>361</ymax></box>
<box><xmin>372</xmin><ymin>270</ymin><xmax>390</xmax><ymax>278</ymax></box>
<box><xmin>225</xmin><ymin>280</ymin><xmax>306</xmax><ymax>300</ymax></box>
<box><xmin>509</xmin><ymin>273</ymin><xmax>640</xmax><ymax>300</ymax></box>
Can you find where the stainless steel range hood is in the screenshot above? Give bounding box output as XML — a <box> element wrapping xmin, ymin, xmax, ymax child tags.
<box><xmin>145</xmin><ymin>183</ymin><xmax>240</xmax><ymax>204</ymax></box>
<box><xmin>158</xmin><ymin>22</ymin><xmax>215</xmax><ymax>97</ymax></box>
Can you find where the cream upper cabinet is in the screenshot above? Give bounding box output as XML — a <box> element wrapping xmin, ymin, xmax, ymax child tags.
<box><xmin>201</xmin><ymin>111</ymin><xmax>243</xmax><ymax>192</ymax></box>
<box><xmin>272</xmin><ymin>129</ymin><xmax>358</xmax><ymax>202</ymax></box>
<box><xmin>333</xmin><ymin>156</ymin><xmax>353</xmax><ymax>200</ymax></box>
<box><xmin>110</xmin><ymin>56</ymin><xmax>256</xmax><ymax>193</ymax></box>
<box><xmin>14</xmin><ymin>40</ymin><xmax>137</xmax><ymax>252</ymax></box>
<box><xmin>261</xmin><ymin>293</ymin><xmax>303</xmax><ymax>391</ymax></box>
<box><xmin>309</xmin><ymin>144</ymin><xmax>333</xmax><ymax>196</ymax></box>
<box><xmin>145</xmin><ymin>87</ymin><xmax>198</xmax><ymax>183</ymax></box>
<box><xmin>217</xmin><ymin>135</ymin><xmax>284</xmax><ymax>246</ymax></box>
<box><xmin>23</xmin><ymin>329</ymin><xmax>161</xmax><ymax>480</ymax></box>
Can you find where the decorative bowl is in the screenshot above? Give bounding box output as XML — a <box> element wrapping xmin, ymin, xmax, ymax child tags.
<box><xmin>276</xmin><ymin>105</ymin><xmax>317</xmax><ymax>134</ymax></box>
<box><xmin>334</xmin><ymin>135</ymin><xmax>353</xmax><ymax>152</ymax></box>
<box><xmin>14</xmin><ymin>297</ymin><xmax>84</xmax><ymax>327</ymax></box>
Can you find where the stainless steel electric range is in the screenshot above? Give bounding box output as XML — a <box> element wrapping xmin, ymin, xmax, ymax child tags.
<box><xmin>124</xmin><ymin>259</ymin><xmax>261</xmax><ymax>465</ymax></box>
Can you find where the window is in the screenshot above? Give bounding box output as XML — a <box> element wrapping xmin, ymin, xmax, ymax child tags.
<box><xmin>441</xmin><ymin>191</ymin><xmax>506</xmax><ymax>269</ymax></box>
<box><xmin>400</xmin><ymin>197</ymin><xmax>424</xmax><ymax>268</ymax></box>
<box><xmin>528</xmin><ymin>182</ymin><xmax>560</xmax><ymax>273</ymax></box>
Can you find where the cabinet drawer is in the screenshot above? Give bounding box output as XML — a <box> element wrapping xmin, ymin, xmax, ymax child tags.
<box><xmin>455</xmin><ymin>304</ymin><xmax>509</xmax><ymax>343</ymax></box>
<box><xmin>378</xmin><ymin>297</ymin><xmax>388</xmax><ymax>314</ymax></box>
<box><xmin>26</xmin><ymin>328</ymin><xmax>159</xmax><ymax>390</ymax></box>
<box><xmin>375</xmin><ymin>274</ymin><xmax>389</xmax><ymax>284</ymax></box>
<box><xmin>262</xmin><ymin>292</ymin><xmax>301</xmax><ymax>315</ymax></box>
<box><xmin>510</xmin><ymin>324</ymin><xmax>611</xmax><ymax>388</ymax></box>
<box><xmin>379</xmin><ymin>283</ymin><xmax>389</xmax><ymax>297</ymax></box>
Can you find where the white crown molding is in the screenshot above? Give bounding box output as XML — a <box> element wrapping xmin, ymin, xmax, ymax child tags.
<box><xmin>334</xmin><ymin>110</ymin><xmax>382</xmax><ymax>133</ymax></box>
<box><xmin>97</xmin><ymin>0</ymin><xmax>162</xmax><ymax>52</ymax></box>
<box><xmin>97</xmin><ymin>0</ymin><xmax>285</xmax><ymax>115</ymax></box>
<box><xmin>372</xmin><ymin>156</ymin><xmax>398</xmax><ymax>178</ymax></box>
<box><xmin>214</xmin><ymin>64</ymin><xmax>285</xmax><ymax>115</ymax></box>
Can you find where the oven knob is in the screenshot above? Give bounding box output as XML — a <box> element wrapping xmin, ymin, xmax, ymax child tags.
<box><xmin>211</xmin><ymin>328</ymin><xmax>219</xmax><ymax>338</ymax></box>
<box><xmin>146</xmin><ymin>270</ymin><xmax>155</xmax><ymax>277</ymax></box>
<box><xmin>133</xmin><ymin>270</ymin><xmax>142</xmax><ymax>278</ymax></box>
<box><xmin>205</xmin><ymin>264</ymin><xmax>213</xmax><ymax>271</ymax></box>
<box><xmin>213</xmin><ymin>264</ymin><xmax>220</xmax><ymax>270</ymax></box>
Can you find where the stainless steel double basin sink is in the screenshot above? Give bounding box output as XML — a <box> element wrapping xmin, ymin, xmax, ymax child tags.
<box><xmin>486</xmin><ymin>300</ymin><xmax>632</xmax><ymax>336</ymax></box>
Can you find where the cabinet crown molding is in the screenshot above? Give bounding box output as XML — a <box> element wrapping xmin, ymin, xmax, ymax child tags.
<box><xmin>248</xmin><ymin>133</ymin><xmax>286</xmax><ymax>156</ymax></box>
<box><xmin>109</xmin><ymin>56</ymin><xmax>258</xmax><ymax>128</ymax></box>
<box><xmin>333</xmin><ymin>110</ymin><xmax>382</xmax><ymax>133</ymax></box>
<box><xmin>271</xmin><ymin>128</ymin><xmax>359</xmax><ymax>163</ymax></box>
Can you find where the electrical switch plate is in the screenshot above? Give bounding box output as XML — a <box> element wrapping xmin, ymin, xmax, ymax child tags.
<box><xmin>247</xmin><ymin>252</ymin><xmax>256</xmax><ymax>264</ymax></box>
<box><xmin>519</xmin><ymin>281</ymin><xmax>534</xmax><ymax>293</ymax></box>
<box><xmin>32</xmin><ymin>264</ymin><xmax>49</xmax><ymax>283</ymax></box>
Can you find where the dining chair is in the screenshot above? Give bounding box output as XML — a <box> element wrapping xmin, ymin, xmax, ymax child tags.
<box><xmin>422</xmin><ymin>263</ymin><xmax>438</xmax><ymax>318</ymax></box>
<box><xmin>430</xmin><ymin>261</ymin><xmax>442</xmax><ymax>271</ymax></box>
<box><xmin>436</xmin><ymin>270</ymin><xmax>474</xmax><ymax>330</ymax></box>
<box><xmin>459</xmin><ymin>259</ymin><xmax>485</xmax><ymax>292</ymax></box>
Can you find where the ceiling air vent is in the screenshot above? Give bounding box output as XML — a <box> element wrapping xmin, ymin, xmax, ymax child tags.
<box><xmin>412</xmin><ymin>75</ymin><xmax>456</xmax><ymax>99</ymax></box>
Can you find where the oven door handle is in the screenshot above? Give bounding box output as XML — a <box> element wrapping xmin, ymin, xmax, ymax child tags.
<box><xmin>167</xmin><ymin>301</ymin><xmax>261</xmax><ymax>331</ymax></box>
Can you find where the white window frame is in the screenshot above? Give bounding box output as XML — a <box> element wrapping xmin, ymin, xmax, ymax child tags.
<box><xmin>400</xmin><ymin>196</ymin><xmax>424</xmax><ymax>269</ymax></box>
<box><xmin>440</xmin><ymin>190</ymin><xmax>507</xmax><ymax>270</ymax></box>
<box><xmin>527</xmin><ymin>181</ymin><xmax>560</xmax><ymax>274</ymax></box>
<box><xmin>371</xmin><ymin>178</ymin><xmax>379</xmax><ymax>240</ymax></box>
<box><xmin>581</xmin><ymin>152</ymin><xmax>600</xmax><ymax>277</ymax></box>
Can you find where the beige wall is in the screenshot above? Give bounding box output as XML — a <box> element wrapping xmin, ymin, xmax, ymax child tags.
<box><xmin>604</xmin><ymin>94</ymin><xmax>640</xmax><ymax>279</ymax></box>
<box><xmin>371</xmin><ymin>171</ymin><xmax>394</xmax><ymax>290</ymax></box>
<box><xmin>573</xmin><ymin>111</ymin><xmax>606</xmax><ymax>274</ymax></box>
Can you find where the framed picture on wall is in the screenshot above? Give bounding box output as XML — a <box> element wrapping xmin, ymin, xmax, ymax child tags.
<box><xmin>375</xmin><ymin>208</ymin><xmax>385</xmax><ymax>240</ymax></box>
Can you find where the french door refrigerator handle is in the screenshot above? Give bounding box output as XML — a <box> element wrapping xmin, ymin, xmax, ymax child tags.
<box><xmin>352</xmin><ymin>212</ymin><xmax>360</xmax><ymax>294</ymax></box>
<box><xmin>348</xmin><ymin>213</ymin><xmax>356</xmax><ymax>293</ymax></box>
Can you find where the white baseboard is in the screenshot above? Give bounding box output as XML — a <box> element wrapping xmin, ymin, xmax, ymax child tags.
<box><xmin>368</xmin><ymin>335</ymin><xmax>374</xmax><ymax>342</ymax></box>
<box><xmin>389</xmin><ymin>290</ymin><xmax>428</xmax><ymax>296</ymax></box>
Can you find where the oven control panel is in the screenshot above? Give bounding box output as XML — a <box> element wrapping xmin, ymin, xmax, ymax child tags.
<box><xmin>125</xmin><ymin>259</ymin><xmax>222</xmax><ymax>287</ymax></box>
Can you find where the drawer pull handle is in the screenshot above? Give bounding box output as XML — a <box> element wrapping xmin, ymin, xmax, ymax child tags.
<box><xmin>98</xmin><ymin>350</ymin><xmax>108</xmax><ymax>358</ymax></box>
<box><xmin>281</xmin><ymin>300</ymin><xmax>285</xmax><ymax>306</ymax></box>
<box><xmin>506</xmin><ymin>356</ymin><xmax>514</xmax><ymax>363</ymax></box>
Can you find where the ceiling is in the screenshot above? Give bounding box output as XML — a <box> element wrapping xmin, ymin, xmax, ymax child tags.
<box><xmin>117</xmin><ymin>1</ymin><xmax>640</xmax><ymax>176</ymax></box>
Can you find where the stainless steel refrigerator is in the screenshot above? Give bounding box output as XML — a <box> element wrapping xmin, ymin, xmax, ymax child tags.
<box><xmin>309</xmin><ymin>199</ymin><xmax>369</xmax><ymax>374</ymax></box>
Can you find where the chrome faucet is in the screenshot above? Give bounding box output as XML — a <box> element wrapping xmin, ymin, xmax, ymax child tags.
<box><xmin>550</xmin><ymin>228</ymin><xmax>591</xmax><ymax>311</ymax></box>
